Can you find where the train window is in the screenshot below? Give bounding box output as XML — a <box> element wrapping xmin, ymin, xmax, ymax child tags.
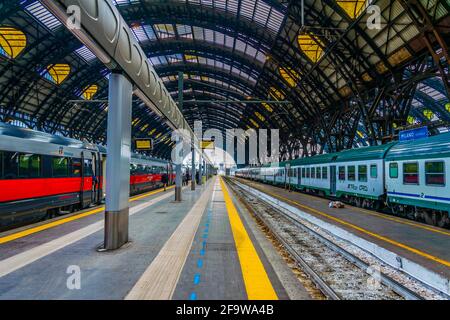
<box><xmin>403</xmin><ymin>162</ymin><xmax>419</xmax><ymax>185</ymax></box>
<box><xmin>84</xmin><ymin>159</ymin><xmax>93</xmax><ymax>177</ymax></box>
<box><xmin>347</xmin><ymin>166</ymin><xmax>355</xmax><ymax>181</ymax></box>
<box><xmin>306</xmin><ymin>168</ymin><xmax>310</xmax><ymax>178</ymax></box>
<box><xmin>3</xmin><ymin>152</ymin><xmax>19</xmax><ymax>179</ymax></box>
<box><xmin>18</xmin><ymin>154</ymin><xmax>41</xmax><ymax>178</ymax></box>
<box><xmin>370</xmin><ymin>164</ymin><xmax>377</xmax><ymax>178</ymax></box>
<box><xmin>425</xmin><ymin>161</ymin><xmax>445</xmax><ymax>186</ymax></box>
<box><xmin>0</xmin><ymin>151</ymin><xmax>2</xmax><ymax>178</ymax></box>
<box><xmin>389</xmin><ymin>163</ymin><xmax>398</xmax><ymax>179</ymax></box>
<box><xmin>317</xmin><ymin>167</ymin><xmax>321</xmax><ymax>179</ymax></box>
<box><xmin>358</xmin><ymin>165</ymin><xmax>367</xmax><ymax>182</ymax></box>
<box><xmin>302</xmin><ymin>168</ymin><xmax>305</xmax><ymax>178</ymax></box>
<box><xmin>52</xmin><ymin>157</ymin><xmax>69</xmax><ymax>177</ymax></box>
<box><xmin>130</xmin><ymin>164</ymin><xmax>137</xmax><ymax>174</ymax></box>
<box><xmin>338</xmin><ymin>166</ymin><xmax>345</xmax><ymax>180</ymax></box>
<box><xmin>322</xmin><ymin>167</ymin><xmax>328</xmax><ymax>180</ymax></box>
<box><xmin>71</xmin><ymin>158</ymin><xmax>82</xmax><ymax>177</ymax></box>
<box><xmin>311</xmin><ymin>167</ymin><xmax>315</xmax><ymax>179</ymax></box>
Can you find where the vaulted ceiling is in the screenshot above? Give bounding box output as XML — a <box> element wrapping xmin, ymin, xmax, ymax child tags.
<box><xmin>0</xmin><ymin>0</ymin><xmax>449</xmax><ymax>160</ymax></box>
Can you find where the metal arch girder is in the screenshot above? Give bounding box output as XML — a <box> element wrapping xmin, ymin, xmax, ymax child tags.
<box><xmin>115</xmin><ymin>0</ymin><xmax>324</xmax><ymax>121</ymax></box>
<box><xmin>118</xmin><ymin>1</ymin><xmax>277</xmax><ymax>49</ymax></box>
<box><xmin>144</xmin><ymin>39</ymin><xmax>265</xmax><ymax>74</ymax></box>
<box><xmin>40</xmin><ymin>0</ymin><xmax>213</xmax><ymax>164</ymax></box>
<box><xmin>155</xmin><ymin>64</ymin><xmax>287</xmax><ymax>129</ymax></box>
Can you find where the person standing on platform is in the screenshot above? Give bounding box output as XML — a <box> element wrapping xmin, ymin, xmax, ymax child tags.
<box><xmin>161</xmin><ymin>172</ymin><xmax>169</xmax><ymax>191</ymax></box>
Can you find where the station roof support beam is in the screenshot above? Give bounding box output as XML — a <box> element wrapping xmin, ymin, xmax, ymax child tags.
<box><xmin>40</xmin><ymin>0</ymin><xmax>212</xmax><ymax>165</ymax></box>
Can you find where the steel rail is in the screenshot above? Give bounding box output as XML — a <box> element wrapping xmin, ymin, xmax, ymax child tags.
<box><xmin>227</xmin><ymin>178</ymin><xmax>424</xmax><ymax>300</ymax></box>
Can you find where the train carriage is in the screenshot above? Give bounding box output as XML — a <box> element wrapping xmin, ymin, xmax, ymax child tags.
<box><xmin>333</xmin><ymin>143</ymin><xmax>395</xmax><ymax>209</ymax></box>
<box><xmin>0</xmin><ymin>123</ymin><xmax>102</xmax><ymax>229</ymax></box>
<box><xmin>295</xmin><ymin>153</ymin><xmax>338</xmax><ymax>196</ymax></box>
<box><xmin>0</xmin><ymin>123</ymin><xmax>174</xmax><ymax>231</ymax></box>
<box><xmin>385</xmin><ymin>133</ymin><xmax>450</xmax><ymax>227</ymax></box>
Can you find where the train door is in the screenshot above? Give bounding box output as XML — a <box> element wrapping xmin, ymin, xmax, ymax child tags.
<box><xmin>101</xmin><ymin>155</ymin><xmax>107</xmax><ymax>199</ymax></box>
<box><xmin>297</xmin><ymin>167</ymin><xmax>301</xmax><ymax>187</ymax></box>
<box><xmin>330</xmin><ymin>165</ymin><xmax>337</xmax><ymax>195</ymax></box>
<box><xmin>91</xmin><ymin>152</ymin><xmax>102</xmax><ymax>204</ymax></box>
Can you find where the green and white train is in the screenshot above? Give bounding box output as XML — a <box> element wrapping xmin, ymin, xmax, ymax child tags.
<box><xmin>235</xmin><ymin>132</ymin><xmax>450</xmax><ymax>228</ymax></box>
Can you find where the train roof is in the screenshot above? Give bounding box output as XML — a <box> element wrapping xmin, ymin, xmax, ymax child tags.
<box><xmin>385</xmin><ymin>132</ymin><xmax>450</xmax><ymax>161</ymax></box>
<box><xmin>0</xmin><ymin>122</ymin><xmax>99</xmax><ymax>151</ymax></box>
<box><xmin>334</xmin><ymin>142</ymin><xmax>397</xmax><ymax>163</ymax></box>
<box><xmin>290</xmin><ymin>152</ymin><xmax>339</xmax><ymax>166</ymax></box>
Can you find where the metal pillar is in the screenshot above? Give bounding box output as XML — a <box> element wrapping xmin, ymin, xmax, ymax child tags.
<box><xmin>175</xmin><ymin>70</ymin><xmax>183</xmax><ymax>201</ymax></box>
<box><xmin>175</xmin><ymin>162</ymin><xmax>182</xmax><ymax>201</ymax></box>
<box><xmin>104</xmin><ymin>73</ymin><xmax>132</xmax><ymax>251</ymax></box>
<box><xmin>198</xmin><ymin>154</ymin><xmax>203</xmax><ymax>186</ymax></box>
<box><xmin>191</xmin><ymin>147</ymin><xmax>196</xmax><ymax>190</ymax></box>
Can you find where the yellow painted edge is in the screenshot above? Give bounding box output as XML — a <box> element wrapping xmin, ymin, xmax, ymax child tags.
<box><xmin>276</xmin><ymin>180</ymin><xmax>450</xmax><ymax>237</ymax></box>
<box><xmin>0</xmin><ymin>185</ymin><xmax>175</xmax><ymax>245</ymax></box>
<box><xmin>220</xmin><ymin>177</ymin><xmax>278</xmax><ymax>300</ymax></box>
<box><xmin>258</xmin><ymin>186</ymin><xmax>450</xmax><ymax>268</ymax></box>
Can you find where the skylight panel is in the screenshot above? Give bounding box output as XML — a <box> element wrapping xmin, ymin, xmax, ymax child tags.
<box><xmin>240</xmin><ymin>0</ymin><xmax>256</xmax><ymax>20</ymax></box>
<box><xmin>204</xmin><ymin>29</ymin><xmax>214</xmax><ymax>42</ymax></box>
<box><xmin>256</xmin><ymin>51</ymin><xmax>266</xmax><ymax>63</ymax></box>
<box><xmin>225</xmin><ymin>35</ymin><xmax>234</xmax><ymax>48</ymax></box>
<box><xmin>177</xmin><ymin>25</ymin><xmax>192</xmax><ymax>38</ymax></box>
<box><xmin>131</xmin><ymin>25</ymin><xmax>156</xmax><ymax>43</ymax></box>
<box><xmin>193</xmin><ymin>27</ymin><xmax>204</xmax><ymax>40</ymax></box>
<box><xmin>235</xmin><ymin>39</ymin><xmax>247</xmax><ymax>53</ymax></box>
<box><xmin>75</xmin><ymin>46</ymin><xmax>97</xmax><ymax>62</ymax></box>
<box><xmin>24</xmin><ymin>1</ymin><xmax>62</xmax><ymax>31</ymax></box>
<box><xmin>214</xmin><ymin>31</ymin><xmax>225</xmax><ymax>45</ymax></box>
<box><xmin>154</xmin><ymin>24</ymin><xmax>176</xmax><ymax>39</ymax></box>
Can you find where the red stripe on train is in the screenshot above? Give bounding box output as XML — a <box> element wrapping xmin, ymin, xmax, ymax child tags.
<box><xmin>0</xmin><ymin>177</ymin><xmax>93</xmax><ymax>202</ymax></box>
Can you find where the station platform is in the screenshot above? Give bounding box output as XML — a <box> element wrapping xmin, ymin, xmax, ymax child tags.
<box><xmin>233</xmin><ymin>177</ymin><xmax>450</xmax><ymax>279</ymax></box>
<box><xmin>0</xmin><ymin>176</ymin><xmax>308</xmax><ymax>300</ymax></box>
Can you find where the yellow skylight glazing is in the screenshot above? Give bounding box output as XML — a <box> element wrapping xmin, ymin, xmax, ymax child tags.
<box><xmin>82</xmin><ymin>84</ymin><xmax>98</xmax><ymax>100</ymax></box>
<box><xmin>298</xmin><ymin>34</ymin><xmax>324</xmax><ymax>63</ymax></box>
<box><xmin>423</xmin><ymin>109</ymin><xmax>434</xmax><ymax>120</ymax></box>
<box><xmin>336</xmin><ymin>0</ymin><xmax>368</xmax><ymax>19</ymax></box>
<box><xmin>262</xmin><ymin>102</ymin><xmax>273</xmax><ymax>113</ymax></box>
<box><xmin>46</xmin><ymin>64</ymin><xmax>70</xmax><ymax>85</ymax></box>
<box><xmin>0</xmin><ymin>27</ymin><xmax>27</xmax><ymax>59</ymax></box>
<box><xmin>279</xmin><ymin>67</ymin><xmax>300</xmax><ymax>87</ymax></box>
<box><xmin>269</xmin><ymin>87</ymin><xmax>285</xmax><ymax>101</ymax></box>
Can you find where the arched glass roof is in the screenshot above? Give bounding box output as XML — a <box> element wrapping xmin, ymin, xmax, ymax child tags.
<box><xmin>0</xmin><ymin>0</ymin><xmax>448</xmax><ymax>159</ymax></box>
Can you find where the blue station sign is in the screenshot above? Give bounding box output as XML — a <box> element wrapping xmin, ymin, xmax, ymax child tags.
<box><xmin>399</xmin><ymin>126</ymin><xmax>429</xmax><ymax>142</ymax></box>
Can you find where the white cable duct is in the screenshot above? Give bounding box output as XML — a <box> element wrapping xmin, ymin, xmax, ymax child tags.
<box><xmin>40</xmin><ymin>0</ymin><xmax>212</xmax><ymax>164</ymax></box>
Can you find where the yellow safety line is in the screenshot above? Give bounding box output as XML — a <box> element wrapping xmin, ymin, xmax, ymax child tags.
<box><xmin>248</xmin><ymin>183</ymin><xmax>450</xmax><ymax>268</ymax></box>
<box><xmin>0</xmin><ymin>185</ymin><xmax>175</xmax><ymax>245</ymax></box>
<box><xmin>220</xmin><ymin>177</ymin><xmax>278</xmax><ymax>300</ymax></box>
<box><xmin>245</xmin><ymin>179</ymin><xmax>450</xmax><ymax>237</ymax></box>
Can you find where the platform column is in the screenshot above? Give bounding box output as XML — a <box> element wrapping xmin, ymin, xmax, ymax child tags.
<box><xmin>191</xmin><ymin>147</ymin><xmax>196</xmax><ymax>190</ymax></box>
<box><xmin>104</xmin><ymin>72</ymin><xmax>132</xmax><ymax>250</ymax></box>
<box><xmin>175</xmin><ymin>161</ymin><xmax>182</xmax><ymax>201</ymax></box>
<box><xmin>198</xmin><ymin>154</ymin><xmax>203</xmax><ymax>186</ymax></box>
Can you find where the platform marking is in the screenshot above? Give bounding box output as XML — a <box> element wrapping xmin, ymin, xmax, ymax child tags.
<box><xmin>125</xmin><ymin>178</ymin><xmax>216</xmax><ymax>300</ymax></box>
<box><xmin>0</xmin><ymin>186</ymin><xmax>176</xmax><ymax>245</ymax></box>
<box><xmin>243</xmin><ymin>179</ymin><xmax>450</xmax><ymax>237</ymax></box>
<box><xmin>0</xmin><ymin>189</ymin><xmax>176</xmax><ymax>278</ymax></box>
<box><xmin>220</xmin><ymin>178</ymin><xmax>278</xmax><ymax>300</ymax></box>
<box><xmin>189</xmin><ymin>190</ymin><xmax>215</xmax><ymax>300</ymax></box>
<box><xmin>246</xmin><ymin>182</ymin><xmax>450</xmax><ymax>268</ymax></box>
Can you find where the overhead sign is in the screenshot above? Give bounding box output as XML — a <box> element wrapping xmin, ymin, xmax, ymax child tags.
<box><xmin>399</xmin><ymin>126</ymin><xmax>428</xmax><ymax>142</ymax></box>
<box><xmin>135</xmin><ymin>139</ymin><xmax>153</xmax><ymax>151</ymax></box>
<box><xmin>201</xmin><ymin>140</ymin><xmax>215</xmax><ymax>150</ymax></box>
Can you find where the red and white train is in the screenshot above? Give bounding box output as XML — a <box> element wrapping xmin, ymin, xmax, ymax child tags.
<box><xmin>0</xmin><ymin>123</ymin><xmax>174</xmax><ymax>231</ymax></box>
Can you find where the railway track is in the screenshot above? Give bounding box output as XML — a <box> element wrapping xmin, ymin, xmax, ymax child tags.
<box><xmin>225</xmin><ymin>178</ymin><xmax>425</xmax><ymax>300</ymax></box>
